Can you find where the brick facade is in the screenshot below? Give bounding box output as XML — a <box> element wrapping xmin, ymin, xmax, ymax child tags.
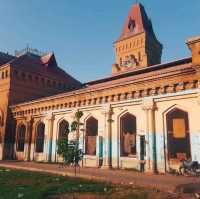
<box><xmin>1</xmin><ymin>3</ymin><xmax>200</xmax><ymax>173</ymax></box>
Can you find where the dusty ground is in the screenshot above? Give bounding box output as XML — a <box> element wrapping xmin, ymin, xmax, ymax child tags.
<box><xmin>1</xmin><ymin>161</ymin><xmax>200</xmax><ymax>199</ymax></box>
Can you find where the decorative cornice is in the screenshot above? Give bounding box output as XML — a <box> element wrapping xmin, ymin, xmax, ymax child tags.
<box><xmin>142</xmin><ymin>98</ymin><xmax>156</xmax><ymax>111</ymax></box>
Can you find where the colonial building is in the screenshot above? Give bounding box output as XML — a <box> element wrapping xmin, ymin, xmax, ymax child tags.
<box><xmin>1</xmin><ymin>3</ymin><xmax>200</xmax><ymax>173</ymax></box>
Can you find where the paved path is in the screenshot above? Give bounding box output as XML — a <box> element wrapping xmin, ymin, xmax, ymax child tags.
<box><xmin>0</xmin><ymin>161</ymin><xmax>200</xmax><ymax>193</ymax></box>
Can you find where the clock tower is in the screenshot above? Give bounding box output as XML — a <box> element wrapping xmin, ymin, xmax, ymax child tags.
<box><xmin>112</xmin><ymin>3</ymin><xmax>163</xmax><ymax>74</ymax></box>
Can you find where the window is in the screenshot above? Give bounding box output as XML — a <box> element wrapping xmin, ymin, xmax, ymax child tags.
<box><xmin>85</xmin><ymin>117</ymin><xmax>98</xmax><ymax>155</ymax></box>
<box><xmin>58</xmin><ymin>120</ymin><xmax>69</xmax><ymax>140</ymax></box>
<box><xmin>14</xmin><ymin>70</ymin><xmax>18</xmax><ymax>77</ymax></box>
<box><xmin>28</xmin><ymin>75</ymin><xmax>32</xmax><ymax>81</ymax></box>
<box><xmin>35</xmin><ymin>76</ymin><xmax>39</xmax><ymax>82</ymax></box>
<box><xmin>47</xmin><ymin>79</ymin><xmax>51</xmax><ymax>86</ymax></box>
<box><xmin>138</xmin><ymin>52</ymin><xmax>141</xmax><ymax>61</ymax></box>
<box><xmin>22</xmin><ymin>73</ymin><xmax>26</xmax><ymax>80</ymax></box>
<box><xmin>35</xmin><ymin>122</ymin><xmax>45</xmax><ymax>153</ymax></box>
<box><xmin>41</xmin><ymin>78</ymin><xmax>45</xmax><ymax>85</ymax></box>
<box><xmin>120</xmin><ymin>58</ymin><xmax>122</xmax><ymax>65</ymax></box>
<box><xmin>120</xmin><ymin>113</ymin><xmax>137</xmax><ymax>156</ymax></box>
<box><xmin>5</xmin><ymin>71</ymin><xmax>8</xmax><ymax>78</ymax></box>
<box><xmin>166</xmin><ymin>108</ymin><xmax>191</xmax><ymax>160</ymax></box>
<box><xmin>17</xmin><ymin>125</ymin><xmax>26</xmax><ymax>152</ymax></box>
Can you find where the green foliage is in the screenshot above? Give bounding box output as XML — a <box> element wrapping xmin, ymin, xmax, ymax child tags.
<box><xmin>57</xmin><ymin>138</ymin><xmax>83</xmax><ymax>166</ymax></box>
<box><xmin>57</xmin><ymin>138</ymin><xmax>68</xmax><ymax>160</ymax></box>
<box><xmin>75</xmin><ymin>110</ymin><xmax>83</xmax><ymax>119</ymax></box>
<box><xmin>70</xmin><ymin>111</ymin><xmax>83</xmax><ymax>132</ymax></box>
<box><xmin>58</xmin><ymin>110</ymin><xmax>84</xmax><ymax>175</ymax></box>
<box><xmin>71</xmin><ymin>121</ymin><xmax>78</xmax><ymax>132</ymax></box>
<box><xmin>0</xmin><ymin>168</ymin><xmax>111</xmax><ymax>199</ymax></box>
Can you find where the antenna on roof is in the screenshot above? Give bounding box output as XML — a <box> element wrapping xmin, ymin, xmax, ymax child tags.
<box><xmin>15</xmin><ymin>45</ymin><xmax>47</xmax><ymax>57</ymax></box>
<box><xmin>26</xmin><ymin>43</ymin><xmax>30</xmax><ymax>52</ymax></box>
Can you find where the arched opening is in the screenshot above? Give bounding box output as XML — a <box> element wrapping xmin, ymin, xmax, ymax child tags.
<box><xmin>58</xmin><ymin>120</ymin><xmax>69</xmax><ymax>140</ymax></box>
<box><xmin>120</xmin><ymin>113</ymin><xmax>137</xmax><ymax>157</ymax></box>
<box><xmin>166</xmin><ymin>108</ymin><xmax>191</xmax><ymax>161</ymax></box>
<box><xmin>17</xmin><ymin>124</ymin><xmax>26</xmax><ymax>152</ymax></box>
<box><xmin>85</xmin><ymin>117</ymin><xmax>98</xmax><ymax>155</ymax></box>
<box><xmin>35</xmin><ymin>122</ymin><xmax>45</xmax><ymax>153</ymax></box>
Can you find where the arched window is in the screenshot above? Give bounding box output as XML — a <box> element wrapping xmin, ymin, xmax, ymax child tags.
<box><xmin>35</xmin><ymin>122</ymin><xmax>45</xmax><ymax>153</ymax></box>
<box><xmin>58</xmin><ymin>120</ymin><xmax>69</xmax><ymax>140</ymax></box>
<box><xmin>120</xmin><ymin>58</ymin><xmax>122</xmax><ymax>65</ymax></box>
<box><xmin>138</xmin><ymin>52</ymin><xmax>141</xmax><ymax>61</ymax></box>
<box><xmin>120</xmin><ymin>113</ymin><xmax>137</xmax><ymax>157</ymax></box>
<box><xmin>166</xmin><ymin>108</ymin><xmax>191</xmax><ymax>160</ymax></box>
<box><xmin>85</xmin><ymin>117</ymin><xmax>98</xmax><ymax>155</ymax></box>
<box><xmin>17</xmin><ymin>124</ymin><xmax>26</xmax><ymax>152</ymax></box>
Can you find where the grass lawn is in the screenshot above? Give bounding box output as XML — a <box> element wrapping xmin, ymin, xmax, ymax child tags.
<box><xmin>0</xmin><ymin>167</ymin><xmax>179</xmax><ymax>199</ymax></box>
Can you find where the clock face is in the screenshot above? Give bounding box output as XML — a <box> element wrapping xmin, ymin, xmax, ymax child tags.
<box><xmin>122</xmin><ymin>55</ymin><xmax>138</xmax><ymax>69</ymax></box>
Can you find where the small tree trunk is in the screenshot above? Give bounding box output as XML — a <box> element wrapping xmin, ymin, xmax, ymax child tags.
<box><xmin>75</xmin><ymin>164</ymin><xmax>76</xmax><ymax>176</ymax></box>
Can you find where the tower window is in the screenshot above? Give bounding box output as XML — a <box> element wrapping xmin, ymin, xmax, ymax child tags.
<box><xmin>5</xmin><ymin>71</ymin><xmax>8</xmax><ymax>77</ymax></box>
<box><xmin>120</xmin><ymin>58</ymin><xmax>122</xmax><ymax>65</ymax></box>
<box><xmin>28</xmin><ymin>75</ymin><xmax>32</xmax><ymax>81</ymax></box>
<box><xmin>22</xmin><ymin>73</ymin><xmax>26</xmax><ymax>80</ymax></box>
<box><xmin>128</xmin><ymin>19</ymin><xmax>135</xmax><ymax>32</ymax></box>
<box><xmin>138</xmin><ymin>52</ymin><xmax>141</xmax><ymax>61</ymax></box>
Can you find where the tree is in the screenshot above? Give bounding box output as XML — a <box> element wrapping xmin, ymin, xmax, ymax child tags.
<box><xmin>71</xmin><ymin>110</ymin><xmax>84</xmax><ymax>141</ymax></box>
<box><xmin>57</xmin><ymin>110</ymin><xmax>84</xmax><ymax>175</ymax></box>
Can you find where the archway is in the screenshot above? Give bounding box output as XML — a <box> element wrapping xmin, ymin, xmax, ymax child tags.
<box><xmin>166</xmin><ymin>108</ymin><xmax>191</xmax><ymax>161</ymax></box>
<box><xmin>58</xmin><ymin>120</ymin><xmax>69</xmax><ymax>140</ymax></box>
<box><xmin>85</xmin><ymin>117</ymin><xmax>98</xmax><ymax>155</ymax></box>
<box><xmin>17</xmin><ymin>124</ymin><xmax>26</xmax><ymax>152</ymax></box>
<box><xmin>120</xmin><ymin>113</ymin><xmax>137</xmax><ymax>157</ymax></box>
<box><xmin>35</xmin><ymin>122</ymin><xmax>45</xmax><ymax>153</ymax></box>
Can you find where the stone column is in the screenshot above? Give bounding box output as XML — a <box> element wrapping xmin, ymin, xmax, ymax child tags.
<box><xmin>45</xmin><ymin>114</ymin><xmax>55</xmax><ymax>162</ymax></box>
<box><xmin>143</xmin><ymin>108</ymin><xmax>151</xmax><ymax>170</ymax></box>
<box><xmin>24</xmin><ymin>116</ymin><xmax>33</xmax><ymax>161</ymax></box>
<box><xmin>142</xmin><ymin>98</ymin><xmax>157</xmax><ymax>173</ymax></box>
<box><xmin>149</xmin><ymin>105</ymin><xmax>157</xmax><ymax>173</ymax></box>
<box><xmin>101</xmin><ymin>104</ymin><xmax>113</xmax><ymax>169</ymax></box>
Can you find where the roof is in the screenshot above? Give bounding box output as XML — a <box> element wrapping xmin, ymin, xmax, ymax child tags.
<box><xmin>85</xmin><ymin>57</ymin><xmax>192</xmax><ymax>86</ymax></box>
<box><xmin>40</xmin><ymin>53</ymin><xmax>58</xmax><ymax>67</ymax></box>
<box><xmin>0</xmin><ymin>52</ymin><xmax>15</xmax><ymax>67</ymax></box>
<box><xmin>0</xmin><ymin>50</ymin><xmax>81</xmax><ymax>84</ymax></box>
<box><xmin>116</xmin><ymin>3</ymin><xmax>157</xmax><ymax>42</ymax></box>
<box><xmin>10</xmin><ymin>56</ymin><xmax>193</xmax><ymax>108</ymax></box>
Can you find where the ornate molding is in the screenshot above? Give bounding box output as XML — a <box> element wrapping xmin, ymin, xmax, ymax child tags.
<box><xmin>46</xmin><ymin>112</ymin><xmax>55</xmax><ymax>121</ymax></box>
<box><xmin>101</xmin><ymin>104</ymin><xmax>113</xmax><ymax>115</ymax></box>
<box><xmin>26</xmin><ymin>116</ymin><xmax>33</xmax><ymax>123</ymax></box>
<box><xmin>142</xmin><ymin>98</ymin><xmax>156</xmax><ymax>111</ymax></box>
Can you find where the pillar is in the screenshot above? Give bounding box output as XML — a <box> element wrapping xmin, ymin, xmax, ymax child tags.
<box><xmin>142</xmin><ymin>98</ymin><xmax>157</xmax><ymax>173</ymax></box>
<box><xmin>101</xmin><ymin>104</ymin><xmax>113</xmax><ymax>168</ymax></box>
<box><xmin>45</xmin><ymin>114</ymin><xmax>55</xmax><ymax>162</ymax></box>
<box><xmin>187</xmin><ymin>36</ymin><xmax>200</xmax><ymax>68</ymax></box>
<box><xmin>24</xmin><ymin>116</ymin><xmax>33</xmax><ymax>161</ymax></box>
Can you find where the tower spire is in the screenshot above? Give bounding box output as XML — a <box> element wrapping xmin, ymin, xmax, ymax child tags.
<box><xmin>112</xmin><ymin>3</ymin><xmax>162</xmax><ymax>74</ymax></box>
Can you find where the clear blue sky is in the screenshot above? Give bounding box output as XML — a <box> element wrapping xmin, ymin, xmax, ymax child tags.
<box><xmin>0</xmin><ymin>0</ymin><xmax>199</xmax><ymax>82</ymax></box>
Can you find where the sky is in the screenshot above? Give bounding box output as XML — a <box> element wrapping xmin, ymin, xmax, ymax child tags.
<box><xmin>0</xmin><ymin>0</ymin><xmax>199</xmax><ymax>82</ymax></box>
